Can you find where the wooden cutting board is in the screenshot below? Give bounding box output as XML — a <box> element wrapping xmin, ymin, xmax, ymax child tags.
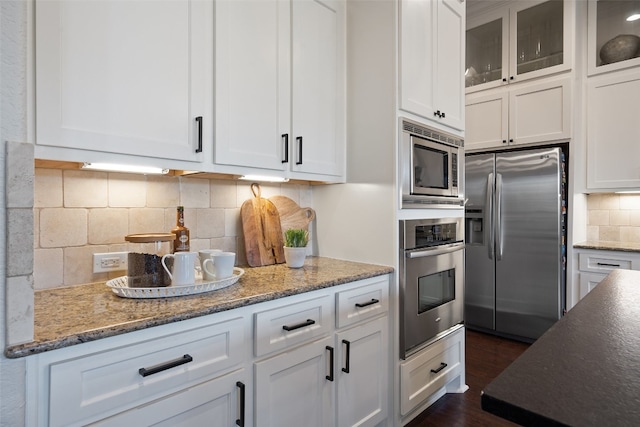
<box><xmin>241</xmin><ymin>183</ymin><xmax>285</xmax><ymax>267</ymax></box>
<box><xmin>269</xmin><ymin>195</ymin><xmax>316</xmax><ymax>235</ymax></box>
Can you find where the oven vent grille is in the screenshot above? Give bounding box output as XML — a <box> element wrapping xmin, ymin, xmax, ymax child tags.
<box><xmin>402</xmin><ymin>121</ymin><xmax>464</xmax><ymax>148</ymax></box>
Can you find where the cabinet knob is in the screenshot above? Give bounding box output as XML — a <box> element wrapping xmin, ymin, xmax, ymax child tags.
<box><xmin>502</xmin><ymin>140</ymin><xmax>507</xmax><ymax>144</ymax></box>
<box><xmin>510</xmin><ymin>76</ymin><xmax>514</xmax><ymax>80</ymax></box>
<box><xmin>502</xmin><ymin>78</ymin><xmax>507</xmax><ymax>82</ymax></box>
<box><xmin>509</xmin><ymin>139</ymin><xmax>514</xmax><ymax>143</ymax></box>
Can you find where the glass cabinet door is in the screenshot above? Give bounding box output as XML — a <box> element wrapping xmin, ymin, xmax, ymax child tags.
<box><xmin>588</xmin><ymin>0</ymin><xmax>640</xmax><ymax>75</ymax></box>
<box><xmin>466</xmin><ymin>18</ymin><xmax>504</xmax><ymax>88</ymax></box>
<box><xmin>514</xmin><ymin>1</ymin><xmax>564</xmax><ymax>75</ymax></box>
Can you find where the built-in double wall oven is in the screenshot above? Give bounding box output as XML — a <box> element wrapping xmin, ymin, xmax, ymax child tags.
<box><xmin>399</xmin><ymin>217</ymin><xmax>464</xmax><ymax>359</ymax></box>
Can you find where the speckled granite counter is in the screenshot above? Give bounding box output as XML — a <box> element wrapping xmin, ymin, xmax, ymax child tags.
<box><xmin>574</xmin><ymin>240</ymin><xmax>640</xmax><ymax>252</ymax></box>
<box><xmin>481</xmin><ymin>269</ymin><xmax>640</xmax><ymax>426</ymax></box>
<box><xmin>5</xmin><ymin>257</ymin><xmax>393</xmax><ymax>359</ymax></box>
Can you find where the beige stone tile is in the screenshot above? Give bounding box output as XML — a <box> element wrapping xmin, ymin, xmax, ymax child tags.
<box><xmin>599</xmin><ymin>226</ymin><xmax>620</xmax><ymax>241</ymax></box>
<box><xmin>599</xmin><ymin>194</ymin><xmax>620</xmax><ymax>210</ymax></box>
<box><xmin>64</xmin><ymin>246</ymin><xmax>110</xmax><ymax>286</ymax></box>
<box><xmin>610</xmin><ymin>210</ymin><xmax>630</xmax><ymax>226</ymax></box>
<box><xmin>586</xmin><ymin>226</ymin><xmax>600</xmax><ymax>241</ymax></box>
<box><xmin>6</xmin><ymin>141</ymin><xmax>34</xmax><ymax>209</ymax></box>
<box><xmin>300</xmin><ymin>185</ymin><xmax>314</xmax><ymax>208</ymax></box>
<box><xmin>196</xmin><ymin>208</ymin><xmax>225</xmax><ymax>238</ymax></box>
<box><xmin>619</xmin><ymin>194</ymin><xmax>640</xmax><ymax>210</ymax></box>
<box><xmin>34</xmin><ymin>248</ymin><xmax>64</xmax><ymax>290</ymax></box>
<box><xmin>108</xmin><ymin>173</ymin><xmax>146</xmax><ymax>207</ymax></box>
<box><xmin>35</xmin><ymin>168</ymin><xmax>63</xmax><ymax>208</ymax></box>
<box><xmin>225</xmin><ymin>208</ymin><xmax>242</xmax><ymax>237</ymax></box>
<box><xmin>180</xmin><ymin>177</ymin><xmax>210</xmax><ymax>208</ymax></box>
<box><xmin>620</xmin><ymin>226</ymin><xmax>640</xmax><ymax>243</ymax></box>
<box><xmin>210</xmin><ymin>236</ymin><xmax>237</xmax><ymax>253</ymax></box>
<box><xmin>88</xmin><ymin>208</ymin><xmax>129</xmax><ymax>244</ymax></box>
<box><xmin>39</xmin><ymin>208</ymin><xmax>87</xmax><ymax>248</ymax></box>
<box><xmin>211</xmin><ymin>179</ymin><xmax>237</xmax><ymax>208</ymax></box>
<box><xmin>6</xmin><ymin>275</ymin><xmax>34</xmax><ymax>345</ymax></box>
<box><xmin>147</xmin><ymin>175</ymin><xmax>180</xmax><ymax>207</ymax></box>
<box><xmin>588</xmin><ymin>210</ymin><xmax>609</xmax><ymax>226</ymax></box>
<box><xmin>64</xmin><ymin>170</ymin><xmax>108</xmax><ymax>207</ymax></box>
<box><xmin>129</xmin><ymin>208</ymin><xmax>166</xmax><ymax>234</ymax></box>
<box><xmin>7</xmin><ymin>208</ymin><xmax>34</xmax><ymax>277</ymax></box>
<box><xmin>280</xmin><ymin>184</ymin><xmax>301</xmax><ymax>204</ymax></box>
<box><xmin>586</xmin><ymin>194</ymin><xmax>600</xmax><ymax>210</ymax></box>
<box><xmin>630</xmin><ymin>210</ymin><xmax>640</xmax><ymax>226</ymax></box>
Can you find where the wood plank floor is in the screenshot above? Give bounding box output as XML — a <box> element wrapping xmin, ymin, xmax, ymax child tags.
<box><xmin>406</xmin><ymin>329</ymin><xmax>530</xmax><ymax>427</ymax></box>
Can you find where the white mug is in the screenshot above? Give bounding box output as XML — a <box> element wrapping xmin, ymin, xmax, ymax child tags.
<box><xmin>162</xmin><ymin>252</ymin><xmax>197</xmax><ymax>286</ymax></box>
<box><xmin>203</xmin><ymin>251</ymin><xmax>236</xmax><ymax>280</ymax></box>
<box><xmin>198</xmin><ymin>249</ymin><xmax>222</xmax><ymax>280</ymax></box>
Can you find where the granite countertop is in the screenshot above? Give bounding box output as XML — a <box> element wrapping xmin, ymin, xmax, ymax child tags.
<box><xmin>5</xmin><ymin>257</ymin><xmax>393</xmax><ymax>359</ymax></box>
<box><xmin>574</xmin><ymin>240</ymin><xmax>640</xmax><ymax>252</ymax></box>
<box><xmin>481</xmin><ymin>269</ymin><xmax>640</xmax><ymax>426</ymax></box>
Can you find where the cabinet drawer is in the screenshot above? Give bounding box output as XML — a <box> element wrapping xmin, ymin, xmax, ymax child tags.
<box><xmin>254</xmin><ymin>295</ymin><xmax>332</xmax><ymax>357</ymax></box>
<box><xmin>335</xmin><ymin>277</ymin><xmax>389</xmax><ymax>329</ymax></box>
<box><xmin>400</xmin><ymin>326</ymin><xmax>464</xmax><ymax>416</ymax></box>
<box><xmin>578</xmin><ymin>251</ymin><xmax>640</xmax><ymax>274</ymax></box>
<box><xmin>48</xmin><ymin>317</ymin><xmax>245</xmax><ymax>427</ymax></box>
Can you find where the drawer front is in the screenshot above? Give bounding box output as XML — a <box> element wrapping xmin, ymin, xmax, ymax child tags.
<box><xmin>254</xmin><ymin>295</ymin><xmax>332</xmax><ymax>357</ymax></box>
<box><xmin>400</xmin><ymin>327</ymin><xmax>464</xmax><ymax>416</ymax></box>
<box><xmin>336</xmin><ymin>277</ymin><xmax>389</xmax><ymax>329</ymax></box>
<box><xmin>578</xmin><ymin>251</ymin><xmax>639</xmax><ymax>273</ymax></box>
<box><xmin>49</xmin><ymin>317</ymin><xmax>245</xmax><ymax>427</ymax></box>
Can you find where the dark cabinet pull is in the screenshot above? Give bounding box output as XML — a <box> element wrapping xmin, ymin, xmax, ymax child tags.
<box><xmin>597</xmin><ymin>262</ymin><xmax>621</xmax><ymax>267</ymax></box>
<box><xmin>195</xmin><ymin>116</ymin><xmax>203</xmax><ymax>153</ymax></box>
<box><xmin>502</xmin><ymin>140</ymin><xmax>507</xmax><ymax>144</ymax></box>
<box><xmin>441</xmin><ymin>112</ymin><xmax>446</xmax><ymax>118</ymax></box>
<box><xmin>326</xmin><ymin>346</ymin><xmax>334</xmax><ymax>381</ymax></box>
<box><xmin>296</xmin><ymin>136</ymin><xmax>303</xmax><ymax>165</ymax></box>
<box><xmin>282</xmin><ymin>134</ymin><xmax>289</xmax><ymax>164</ymax></box>
<box><xmin>342</xmin><ymin>339</ymin><xmax>351</xmax><ymax>373</ymax></box>
<box><xmin>138</xmin><ymin>354</ymin><xmax>193</xmax><ymax>377</ymax></box>
<box><xmin>510</xmin><ymin>76</ymin><xmax>514</xmax><ymax>80</ymax></box>
<box><xmin>236</xmin><ymin>381</ymin><xmax>245</xmax><ymax>426</ymax></box>
<box><xmin>355</xmin><ymin>298</ymin><xmax>379</xmax><ymax>308</ymax></box>
<box><xmin>502</xmin><ymin>78</ymin><xmax>507</xmax><ymax>82</ymax></box>
<box><xmin>282</xmin><ymin>318</ymin><xmax>315</xmax><ymax>331</ymax></box>
<box><xmin>430</xmin><ymin>362</ymin><xmax>447</xmax><ymax>374</ymax></box>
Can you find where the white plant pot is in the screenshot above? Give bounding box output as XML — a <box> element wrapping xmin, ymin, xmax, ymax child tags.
<box><xmin>283</xmin><ymin>246</ymin><xmax>307</xmax><ymax>268</ymax></box>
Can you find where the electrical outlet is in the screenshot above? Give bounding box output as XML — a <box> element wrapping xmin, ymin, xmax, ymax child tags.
<box><xmin>93</xmin><ymin>252</ymin><xmax>128</xmax><ymax>273</ymax></box>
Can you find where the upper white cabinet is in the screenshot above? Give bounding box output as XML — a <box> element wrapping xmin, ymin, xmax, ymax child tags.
<box><xmin>587</xmin><ymin>0</ymin><xmax>640</xmax><ymax>76</ymax></box>
<box><xmin>215</xmin><ymin>0</ymin><xmax>345</xmax><ymax>181</ymax></box>
<box><xmin>465</xmin><ymin>0</ymin><xmax>573</xmax><ymax>93</ymax></box>
<box><xmin>465</xmin><ymin>75</ymin><xmax>572</xmax><ymax>151</ymax></box>
<box><xmin>35</xmin><ymin>0</ymin><xmax>212</xmax><ymax>165</ymax></box>
<box><xmin>586</xmin><ymin>69</ymin><xmax>640</xmax><ymax>190</ymax></box>
<box><xmin>400</xmin><ymin>0</ymin><xmax>466</xmax><ymax>132</ymax></box>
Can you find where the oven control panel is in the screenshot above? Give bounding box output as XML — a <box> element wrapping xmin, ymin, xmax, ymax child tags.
<box><xmin>401</xmin><ymin>218</ymin><xmax>463</xmax><ymax>250</ymax></box>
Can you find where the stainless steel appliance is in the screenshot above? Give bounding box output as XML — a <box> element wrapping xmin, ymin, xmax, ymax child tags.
<box><xmin>465</xmin><ymin>146</ymin><xmax>567</xmax><ymax>341</ymax></box>
<box><xmin>399</xmin><ymin>217</ymin><xmax>465</xmax><ymax>359</ymax></box>
<box><xmin>400</xmin><ymin>118</ymin><xmax>465</xmax><ymax>209</ymax></box>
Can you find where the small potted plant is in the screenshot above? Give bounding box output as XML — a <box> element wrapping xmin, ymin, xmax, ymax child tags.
<box><xmin>283</xmin><ymin>228</ymin><xmax>309</xmax><ymax>268</ymax></box>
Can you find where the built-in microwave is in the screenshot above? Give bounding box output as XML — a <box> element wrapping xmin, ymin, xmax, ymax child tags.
<box><xmin>400</xmin><ymin>119</ymin><xmax>464</xmax><ymax>209</ymax></box>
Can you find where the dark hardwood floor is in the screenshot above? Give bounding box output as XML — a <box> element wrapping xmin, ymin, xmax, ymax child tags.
<box><xmin>406</xmin><ymin>329</ymin><xmax>530</xmax><ymax>427</ymax></box>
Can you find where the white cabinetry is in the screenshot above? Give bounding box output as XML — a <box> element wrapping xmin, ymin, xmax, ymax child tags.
<box><xmin>466</xmin><ymin>75</ymin><xmax>572</xmax><ymax>151</ymax></box>
<box><xmin>586</xmin><ymin>69</ymin><xmax>640</xmax><ymax>190</ymax></box>
<box><xmin>400</xmin><ymin>0</ymin><xmax>465</xmax><ymax>131</ymax></box>
<box><xmin>215</xmin><ymin>0</ymin><xmax>345</xmax><ymax>181</ymax></box>
<box><xmin>35</xmin><ymin>0</ymin><xmax>211</xmax><ymax>166</ymax></box>
<box><xmin>576</xmin><ymin>248</ymin><xmax>640</xmax><ymax>300</ymax></box>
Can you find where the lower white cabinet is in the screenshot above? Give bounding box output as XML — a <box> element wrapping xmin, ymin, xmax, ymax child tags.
<box><xmin>27</xmin><ymin>275</ymin><xmax>390</xmax><ymax>427</ymax></box>
<box><xmin>576</xmin><ymin>248</ymin><xmax>640</xmax><ymax>300</ymax></box>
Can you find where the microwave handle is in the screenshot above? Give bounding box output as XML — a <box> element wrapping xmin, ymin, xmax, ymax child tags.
<box><xmin>487</xmin><ymin>173</ymin><xmax>494</xmax><ymax>260</ymax></box>
<box><xmin>406</xmin><ymin>243</ymin><xmax>464</xmax><ymax>258</ymax></box>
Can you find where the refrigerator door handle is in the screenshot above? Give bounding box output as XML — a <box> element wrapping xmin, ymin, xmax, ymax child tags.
<box><xmin>496</xmin><ymin>173</ymin><xmax>503</xmax><ymax>260</ymax></box>
<box><xmin>487</xmin><ymin>173</ymin><xmax>494</xmax><ymax>260</ymax></box>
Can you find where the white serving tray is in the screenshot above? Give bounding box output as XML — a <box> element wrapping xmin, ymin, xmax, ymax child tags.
<box><xmin>106</xmin><ymin>267</ymin><xmax>245</xmax><ymax>299</ymax></box>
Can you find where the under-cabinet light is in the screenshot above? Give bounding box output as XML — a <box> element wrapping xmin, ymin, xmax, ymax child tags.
<box><xmin>615</xmin><ymin>191</ymin><xmax>640</xmax><ymax>194</ymax></box>
<box><xmin>239</xmin><ymin>174</ymin><xmax>289</xmax><ymax>183</ymax></box>
<box><xmin>81</xmin><ymin>162</ymin><xmax>169</xmax><ymax>175</ymax></box>
<box><xmin>627</xmin><ymin>13</ymin><xmax>640</xmax><ymax>22</ymax></box>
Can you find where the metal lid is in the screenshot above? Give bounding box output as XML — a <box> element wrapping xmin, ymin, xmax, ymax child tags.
<box><xmin>125</xmin><ymin>233</ymin><xmax>175</xmax><ymax>243</ymax></box>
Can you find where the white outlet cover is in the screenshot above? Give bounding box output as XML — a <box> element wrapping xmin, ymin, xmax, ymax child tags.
<box><xmin>93</xmin><ymin>252</ymin><xmax>128</xmax><ymax>273</ymax></box>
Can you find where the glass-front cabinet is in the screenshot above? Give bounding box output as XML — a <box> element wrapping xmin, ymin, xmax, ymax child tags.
<box><xmin>588</xmin><ymin>0</ymin><xmax>640</xmax><ymax>75</ymax></box>
<box><xmin>466</xmin><ymin>0</ymin><xmax>572</xmax><ymax>93</ymax></box>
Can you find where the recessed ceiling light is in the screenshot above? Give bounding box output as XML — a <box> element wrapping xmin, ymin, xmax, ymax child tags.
<box><xmin>626</xmin><ymin>13</ymin><xmax>640</xmax><ymax>22</ymax></box>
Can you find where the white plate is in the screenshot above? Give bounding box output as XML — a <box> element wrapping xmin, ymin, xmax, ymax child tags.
<box><xmin>106</xmin><ymin>268</ymin><xmax>245</xmax><ymax>299</ymax></box>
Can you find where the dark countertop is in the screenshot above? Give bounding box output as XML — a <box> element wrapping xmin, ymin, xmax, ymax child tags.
<box><xmin>5</xmin><ymin>257</ymin><xmax>393</xmax><ymax>359</ymax></box>
<box><xmin>574</xmin><ymin>240</ymin><xmax>640</xmax><ymax>253</ymax></box>
<box><xmin>481</xmin><ymin>269</ymin><xmax>640</xmax><ymax>426</ymax></box>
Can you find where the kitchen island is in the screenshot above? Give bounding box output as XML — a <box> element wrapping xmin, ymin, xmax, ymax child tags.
<box><xmin>481</xmin><ymin>269</ymin><xmax>640</xmax><ymax>426</ymax></box>
<box><xmin>6</xmin><ymin>257</ymin><xmax>393</xmax><ymax>358</ymax></box>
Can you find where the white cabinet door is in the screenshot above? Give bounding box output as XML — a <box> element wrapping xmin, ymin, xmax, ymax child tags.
<box><xmin>92</xmin><ymin>369</ymin><xmax>249</xmax><ymax>427</ymax></box>
<box><xmin>400</xmin><ymin>0</ymin><xmax>465</xmax><ymax>132</ymax></box>
<box><xmin>587</xmin><ymin>70</ymin><xmax>640</xmax><ymax>190</ymax></box>
<box><xmin>465</xmin><ymin>90</ymin><xmax>509</xmax><ymax>150</ymax></box>
<box><xmin>578</xmin><ymin>272</ymin><xmax>606</xmax><ymax>300</ymax></box>
<box><xmin>254</xmin><ymin>336</ymin><xmax>334</xmax><ymax>427</ymax></box>
<box><xmin>35</xmin><ymin>0</ymin><xmax>210</xmax><ymax>163</ymax></box>
<box><xmin>335</xmin><ymin>317</ymin><xmax>388</xmax><ymax>427</ymax></box>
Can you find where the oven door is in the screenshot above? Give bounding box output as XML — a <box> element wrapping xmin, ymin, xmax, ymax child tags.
<box><xmin>410</xmin><ymin>135</ymin><xmax>454</xmax><ymax>197</ymax></box>
<box><xmin>400</xmin><ymin>243</ymin><xmax>464</xmax><ymax>359</ymax></box>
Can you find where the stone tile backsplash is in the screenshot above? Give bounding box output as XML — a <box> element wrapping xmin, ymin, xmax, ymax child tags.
<box><xmin>34</xmin><ymin>168</ymin><xmax>314</xmax><ymax>290</ymax></box>
<box><xmin>587</xmin><ymin>193</ymin><xmax>640</xmax><ymax>242</ymax></box>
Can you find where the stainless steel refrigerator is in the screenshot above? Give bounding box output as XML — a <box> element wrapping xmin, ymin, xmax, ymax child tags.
<box><xmin>464</xmin><ymin>146</ymin><xmax>566</xmax><ymax>341</ymax></box>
